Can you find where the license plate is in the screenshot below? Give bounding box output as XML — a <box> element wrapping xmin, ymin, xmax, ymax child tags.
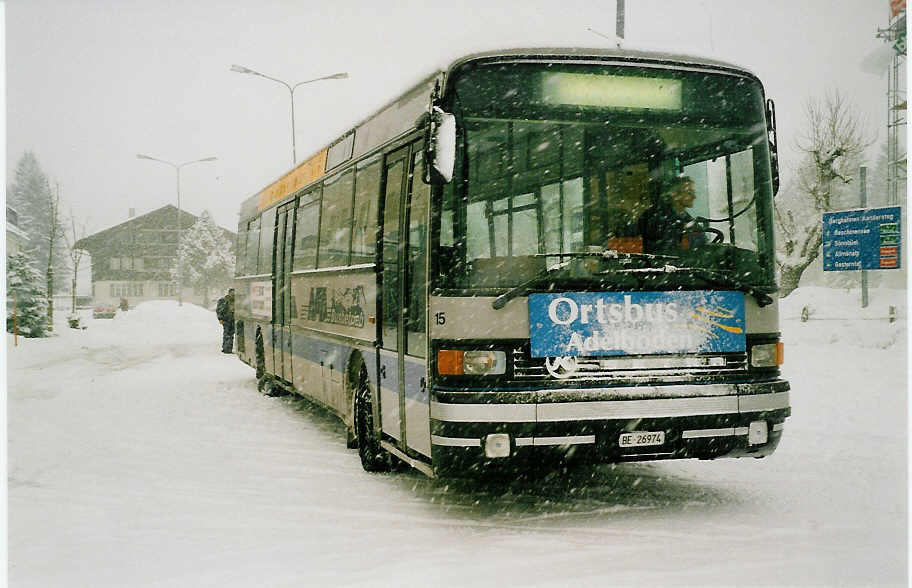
<box><xmin>619</xmin><ymin>431</ymin><xmax>665</xmax><ymax>448</ymax></box>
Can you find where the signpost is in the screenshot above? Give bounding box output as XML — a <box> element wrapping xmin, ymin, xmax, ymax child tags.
<box><xmin>822</xmin><ymin>205</ymin><xmax>902</xmax><ymax>272</ymax></box>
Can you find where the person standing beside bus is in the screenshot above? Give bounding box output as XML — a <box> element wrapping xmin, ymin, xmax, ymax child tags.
<box><xmin>217</xmin><ymin>288</ymin><xmax>235</xmax><ymax>353</ymax></box>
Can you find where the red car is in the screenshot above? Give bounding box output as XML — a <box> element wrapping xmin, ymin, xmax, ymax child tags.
<box><xmin>92</xmin><ymin>304</ymin><xmax>116</xmax><ymax>319</ymax></box>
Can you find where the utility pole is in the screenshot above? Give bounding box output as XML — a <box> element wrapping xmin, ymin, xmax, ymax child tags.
<box><xmin>859</xmin><ymin>166</ymin><xmax>869</xmax><ymax>308</ymax></box>
<box><xmin>616</xmin><ymin>0</ymin><xmax>625</xmax><ymax>46</ymax></box>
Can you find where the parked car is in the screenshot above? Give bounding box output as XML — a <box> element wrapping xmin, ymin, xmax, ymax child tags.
<box><xmin>93</xmin><ymin>304</ymin><xmax>116</xmax><ymax>319</ymax></box>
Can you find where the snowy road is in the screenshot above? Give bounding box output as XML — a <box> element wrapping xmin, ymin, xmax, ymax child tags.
<box><xmin>7</xmin><ymin>293</ymin><xmax>907</xmax><ymax>587</ymax></box>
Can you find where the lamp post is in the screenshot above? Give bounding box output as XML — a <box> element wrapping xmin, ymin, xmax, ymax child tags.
<box><xmin>136</xmin><ymin>154</ymin><xmax>217</xmax><ymax>306</ymax></box>
<box><xmin>230</xmin><ymin>65</ymin><xmax>348</xmax><ymax>165</ymax></box>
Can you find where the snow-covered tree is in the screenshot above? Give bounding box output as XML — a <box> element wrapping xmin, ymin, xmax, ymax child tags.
<box><xmin>7</xmin><ymin>252</ymin><xmax>49</xmax><ymax>338</ymax></box>
<box><xmin>171</xmin><ymin>211</ymin><xmax>235</xmax><ymax>307</ymax></box>
<box><xmin>774</xmin><ymin>91</ymin><xmax>874</xmax><ymax>297</ymax></box>
<box><xmin>7</xmin><ymin>152</ymin><xmax>68</xmax><ymax>288</ymax></box>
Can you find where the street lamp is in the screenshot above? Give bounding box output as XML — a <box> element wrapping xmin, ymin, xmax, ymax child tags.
<box><xmin>230</xmin><ymin>64</ymin><xmax>349</xmax><ymax>165</ymax></box>
<box><xmin>136</xmin><ymin>153</ymin><xmax>217</xmax><ymax>306</ymax></box>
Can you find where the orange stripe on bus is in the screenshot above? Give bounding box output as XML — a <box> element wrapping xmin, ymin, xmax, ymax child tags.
<box><xmin>257</xmin><ymin>149</ymin><xmax>328</xmax><ymax>211</ymax></box>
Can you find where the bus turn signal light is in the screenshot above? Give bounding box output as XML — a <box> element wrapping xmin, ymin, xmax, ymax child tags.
<box><xmin>437</xmin><ymin>350</ymin><xmax>464</xmax><ymax>375</ymax></box>
<box><xmin>750</xmin><ymin>342</ymin><xmax>784</xmax><ymax>368</ymax></box>
<box><xmin>438</xmin><ymin>350</ymin><xmax>507</xmax><ymax>376</ymax></box>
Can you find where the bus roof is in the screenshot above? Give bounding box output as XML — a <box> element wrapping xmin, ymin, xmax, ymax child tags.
<box><xmin>443</xmin><ymin>46</ymin><xmax>760</xmax><ymax>82</ymax></box>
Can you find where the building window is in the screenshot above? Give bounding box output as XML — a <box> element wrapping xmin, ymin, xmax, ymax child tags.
<box><xmin>110</xmin><ymin>258</ymin><xmax>121</xmax><ymax>270</ymax></box>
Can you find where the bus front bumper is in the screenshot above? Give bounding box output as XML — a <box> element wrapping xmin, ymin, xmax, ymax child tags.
<box><xmin>429</xmin><ymin>380</ymin><xmax>790</xmax><ymax>470</ymax></box>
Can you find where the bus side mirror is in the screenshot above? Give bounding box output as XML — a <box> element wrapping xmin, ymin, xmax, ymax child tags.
<box><xmin>767</xmin><ymin>99</ymin><xmax>780</xmax><ymax>196</ymax></box>
<box><xmin>426</xmin><ymin>107</ymin><xmax>456</xmax><ymax>184</ymax></box>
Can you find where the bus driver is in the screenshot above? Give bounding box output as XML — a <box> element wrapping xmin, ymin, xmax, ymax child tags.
<box><xmin>638</xmin><ymin>175</ymin><xmax>707</xmax><ymax>253</ymax></box>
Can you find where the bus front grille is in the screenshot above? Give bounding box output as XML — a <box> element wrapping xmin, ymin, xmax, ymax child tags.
<box><xmin>511</xmin><ymin>346</ymin><xmax>749</xmax><ymax>384</ymax></box>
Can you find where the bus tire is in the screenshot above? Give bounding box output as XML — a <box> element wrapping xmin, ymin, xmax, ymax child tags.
<box><xmin>355</xmin><ymin>364</ymin><xmax>390</xmax><ymax>472</ymax></box>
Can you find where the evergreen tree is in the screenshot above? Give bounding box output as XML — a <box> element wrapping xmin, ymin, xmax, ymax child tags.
<box><xmin>171</xmin><ymin>211</ymin><xmax>235</xmax><ymax>307</ymax></box>
<box><xmin>7</xmin><ymin>252</ymin><xmax>49</xmax><ymax>337</ymax></box>
<box><xmin>7</xmin><ymin>152</ymin><xmax>68</xmax><ymax>289</ymax></box>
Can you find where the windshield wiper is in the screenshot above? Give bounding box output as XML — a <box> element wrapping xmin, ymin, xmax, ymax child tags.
<box><xmin>491</xmin><ymin>259</ymin><xmax>572</xmax><ymax>310</ymax></box>
<box><xmin>607</xmin><ymin>264</ymin><xmax>775</xmax><ymax>307</ymax></box>
<box><xmin>491</xmin><ymin>249</ymin><xmax>681</xmax><ymax>310</ymax></box>
<box><xmin>536</xmin><ymin>250</ymin><xmax>680</xmax><ymax>262</ymax></box>
<box><xmin>491</xmin><ymin>250</ymin><xmax>681</xmax><ymax>311</ymax></box>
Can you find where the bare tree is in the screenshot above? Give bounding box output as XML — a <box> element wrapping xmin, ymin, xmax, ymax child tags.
<box><xmin>64</xmin><ymin>211</ymin><xmax>88</xmax><ymax>315</ymax></box>
<box><xmin>44</xmin><ymin>182</ymin><xmax>65</xmax><ymax>332</ymax></box>
<box><xmin>775</xmin><ymin>91</ymin><xmax>875</xmax><ymax>297</ymax></box>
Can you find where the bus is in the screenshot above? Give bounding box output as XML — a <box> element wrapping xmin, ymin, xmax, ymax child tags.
<box><xmin>233</xmin><ymin>47</ymin><xmax>790</xmax><ymax>477</ymax></box>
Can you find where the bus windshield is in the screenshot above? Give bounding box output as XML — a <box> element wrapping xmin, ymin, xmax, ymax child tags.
<box><xmin>436</xmin><ymin>61</ymin><xmax>776</xmax><ymax>293</ymax></box>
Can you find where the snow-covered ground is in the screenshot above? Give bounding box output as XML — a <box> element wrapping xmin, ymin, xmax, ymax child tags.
<box><xmin>6</xmin><ymin>289</ymin><xmax>908</xmax><ymax>587</ymax></box>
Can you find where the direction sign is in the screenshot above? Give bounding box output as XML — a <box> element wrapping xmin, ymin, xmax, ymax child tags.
<box><xmin>822</xmin><ymin>206</ymin><xmax>902</xmax><ymax>271</ymax></box>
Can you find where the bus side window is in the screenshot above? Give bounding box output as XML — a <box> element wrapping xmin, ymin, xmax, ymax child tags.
<box><xmin>381</xmin><ymin>158</ymin><xmax>404</xmax><ymax>352</ymax></box>
<box><xmin>406</xmin><ymin>149</ymin><xmax>429</xmax><ymax>358</ymax></box>
<box><xmin>293</xmin><ymin>187</ymin><xmax>321</xmax><ymax>271</ymax></box>
<box><xmin>318</xmin><ymin>169</ymin><xmax>355</xmax><ymax>268</ymax></box>
<box><xmin>352</xmin><ymin>157</ymin><xmax>381</xmax><ymax>265</ymax></box>
<box><xmin>235</xmin><ymin>225</ymin><xmax>247</xmax><ymax>276</ymax></box>
<box><xmin>258</xmin><ymin>207</ymin><xmax>276</xmax><ymax>277</ymax></box>
<box><xmin>245</xmin><ymin>217</ymin><xmax>261</xmax><ymax>275</ymax></box>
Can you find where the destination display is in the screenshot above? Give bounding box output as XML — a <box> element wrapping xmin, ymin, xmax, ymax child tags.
<box><xmin>822</xmin><ymin>206</ymin><xmax>902</xmax><ymax>271</ymax></box>
<box><xmin>528</xmin><ymin>291</ymin><xmax>746</xmax><ymax>358</ymax></box>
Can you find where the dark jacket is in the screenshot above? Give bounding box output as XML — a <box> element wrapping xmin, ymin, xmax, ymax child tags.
<box><xmin>216</xmin><ymin>296</ymin><xmax>234</xmax><ymax>323</ymax></box>
<box><xmin>639</xmin><ymin>205</ymin><xmax>707</xmax><ymax>254</ymax></box>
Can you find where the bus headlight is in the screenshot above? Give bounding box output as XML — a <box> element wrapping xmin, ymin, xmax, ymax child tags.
<box><xmin>437</xmin><ymin>350</ymin><xmax>507</xmax><ymax>375</ymax></box>
<box><xmin>750</xmin><ymin>342</ymin><xmax>783</xmax><ymax>367</ymax></box>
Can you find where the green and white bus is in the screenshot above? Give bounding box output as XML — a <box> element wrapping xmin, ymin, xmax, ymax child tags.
<box><xmin>233</xmin><ymin>48</ymin><xmax>790</xmax><ymax>476</ymax></box>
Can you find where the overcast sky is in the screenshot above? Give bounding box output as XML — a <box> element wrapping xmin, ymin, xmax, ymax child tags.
<box><xmin>4</xmin><ymin>0</ymin><xmax>896</xmax><ymax>235</ymax></box>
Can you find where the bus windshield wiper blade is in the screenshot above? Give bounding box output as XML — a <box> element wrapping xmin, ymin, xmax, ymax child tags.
<box><xmin>492</xmin><ymin>250</ymin><xmax>681</xmax><ymax>311</ymax></box>
<box><xmin>535</xmin><ymin>250</ymin><xmax>680</xmax><ymax>262</ymax></box>
<box><xmin>619</xmin><ymin>264</ymin><xmax>775</xmax><ymax>307</ymax></box>
<box><xmin>491</xmin><ymin>260</ymin><xmax>571</xmax><ymax>310</ymax></box>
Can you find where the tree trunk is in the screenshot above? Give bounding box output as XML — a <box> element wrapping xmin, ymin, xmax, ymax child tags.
<box><xmin>46</xmin><ymin>265</ymin><xmax>54</xmax><ymax>332</ymax></box>
<box><xmin>779</xmin><ymin>246</ymin><xmax>821</xmax><ymax>298</ymax></box>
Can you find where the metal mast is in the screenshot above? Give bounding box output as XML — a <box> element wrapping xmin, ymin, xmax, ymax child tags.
<box><xmin>877</xmin><ymin>3</ymin><xmax>906</xmax><ymax>206</ymax></box>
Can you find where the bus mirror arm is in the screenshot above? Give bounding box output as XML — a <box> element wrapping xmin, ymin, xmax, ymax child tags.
<box><xmin>767</xmin><ymin>98</ymin><xmax>780</xmax><ymax>196</ymax></box>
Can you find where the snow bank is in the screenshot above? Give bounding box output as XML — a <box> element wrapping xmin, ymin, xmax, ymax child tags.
<box><xmin>6</xmin><ymin>300</ymin><xmax>220</xmax><ymax>355</ymax></box>
<box><xmin>779</xmin><ymin>287</ymin><xmax>907</xmax><ymax>350</ymax></box>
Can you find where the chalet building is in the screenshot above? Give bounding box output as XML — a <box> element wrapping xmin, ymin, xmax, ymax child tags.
<box><xmin>75</xmin><ymin>205</ymin><xmax>235</xmax><ymax>308</ymax></box>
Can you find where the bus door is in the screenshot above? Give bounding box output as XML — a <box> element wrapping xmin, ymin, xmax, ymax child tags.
<box><xmin>380</xmin><ymin>148</ymin><xmax>406</xmax><ymax>442</ymax></box>
<box><xmin>404</xmin><ymin>146</ymin><xmax>430</xmax><ymax>456</ymax></box>
<box><xmin>273</xmin><ymin>203</ymin><xmax>294</xmax><ymax>382</ymax></box>
<box><xmin>280</xmin><ymin>205</ymin><xmax>294</xmax><ymax>382</ymax></box>
<box><xmin>379</xmin><ymin>142</ymin><xmax>430</xmax><ymax>456</ymax></box>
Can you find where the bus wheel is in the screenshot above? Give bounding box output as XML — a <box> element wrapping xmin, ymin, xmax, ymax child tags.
<box><xmin>355</xmin><ymin>365</ymin><xmax>390</xmax><ymax>472</ymax></box>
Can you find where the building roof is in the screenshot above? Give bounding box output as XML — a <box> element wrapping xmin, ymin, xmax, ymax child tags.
<box><xmin>75</xmin><ymin>205</ymin><xmax>234</xmax><ymax>250</ymax></box>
